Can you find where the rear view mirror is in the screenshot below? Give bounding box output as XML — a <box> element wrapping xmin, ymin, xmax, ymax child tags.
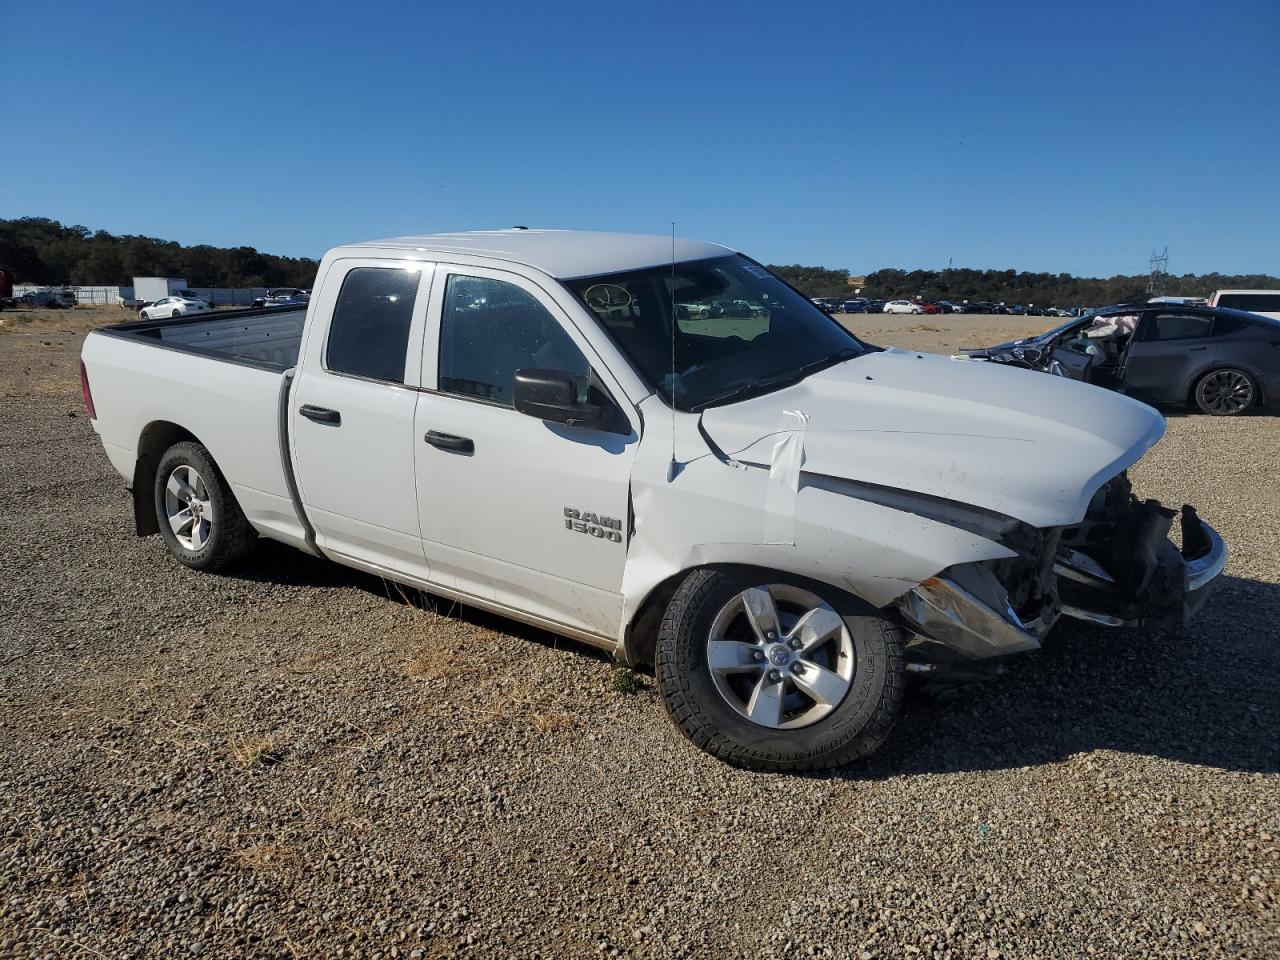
<box><xmin>513</xmin><ymin>369</ymin><xmax>603</xmax><ymax>427</ymax></box>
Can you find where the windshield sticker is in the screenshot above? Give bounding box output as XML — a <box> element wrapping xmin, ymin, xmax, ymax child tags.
<box><xmin>742</xmin><ymin>264</ymin><xmax>772</xmax><ymax>280</ymax></box>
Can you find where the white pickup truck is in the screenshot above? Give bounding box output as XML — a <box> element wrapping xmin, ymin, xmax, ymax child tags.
<box><xmin>81</xmin><ymin>229</ymin><xmax>1227</xmax><ymax>770</ymax></box>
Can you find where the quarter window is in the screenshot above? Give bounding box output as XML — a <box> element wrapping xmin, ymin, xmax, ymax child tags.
<box><xmin>1211</xmin><ymin>315</ymin><xmax>1251</xmax><ymax>337</ymax></box>
<box><xmin>325</xmin><ymin>267</ymin><xmax>420</xmax><ymax>383</ymax></box>
<box><xmin>438</xmin><ymin>275</ymin><xmax>588</xmax><ymax>405</ymax></box>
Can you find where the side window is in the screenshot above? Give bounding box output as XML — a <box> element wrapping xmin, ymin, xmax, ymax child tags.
<box><xmin>325</xmin><ymin>267</ymin><xmax>420</xmax><ymax>383</ymax></box>
<box><xmin>438</xmin><ymin>274</ymin><xmax>589</xmax><ymax>405</ymax></box>
<box><xmin>1143</xmin><ymin>313</ymin><xmax>1213</xmax><ymax>342</ymax></box>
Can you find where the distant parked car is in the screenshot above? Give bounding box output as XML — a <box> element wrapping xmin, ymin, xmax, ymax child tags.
<box><xmin>884</xmin><ymin>299</ymin><xmax>923</xmax><ymax>314</ymax></box>
<box><xmin>913</xmin><ymin>301</ymin><xmax>942</xmax><ymax>315</ymax></box>
<box><xmin>839</xmin><ymin>298</ymin><xmax>871</xmax><ymax>313</ymax></box>
<box><xmin>934</xmin><ymin>301</ymin><xmax>964</xmax><ymax>314</ymax></box>
<box><xmin>138</xmin><ymin>296</ymin><xmax>212</xmax><ymax>320</ymax></box>
<box><xmin>963</xmin><ymin>303</ymin><xmax>1280</xmax><ymax>415</ymax></box>
<box><xmin>253</xmin><ymin>288</ymin><xmax>311</xmax><ymax>308</ymax></box>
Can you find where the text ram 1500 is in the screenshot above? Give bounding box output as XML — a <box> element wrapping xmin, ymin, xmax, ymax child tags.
<box><xmin>80</xmin><ymin>229</ymin><xmax>1228</xmax><ymax>771</ymax></box>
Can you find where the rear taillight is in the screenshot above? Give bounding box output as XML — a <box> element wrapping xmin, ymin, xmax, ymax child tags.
<box><xmin>80</xmin><ymin>360</ymin><xmax>96</xmax><ymax>419</ymax></box>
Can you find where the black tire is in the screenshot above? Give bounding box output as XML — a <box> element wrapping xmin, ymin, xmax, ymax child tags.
<box><xmin>138</xmin><ymin>310</ymin><xmax>148</xmax><ymax>321</ymax></box>
<box><xmin>171</xmin><ymin>309</ymin><xmax>182</xmax><ymax>318</ymax></box>
<box><xmin>154</xmin><ymin>441</ymin><xmax>256</xmax><ymax>571</ymax></box>
<box><xmin>1193</xmin><ymin>368</ymin><xmax>1257</xmax><ymax>416</ymax></box>
<box><xmin>656</xmin><ymin>568</ymin><xmax>905</xmax><ymax>771</ymax></box>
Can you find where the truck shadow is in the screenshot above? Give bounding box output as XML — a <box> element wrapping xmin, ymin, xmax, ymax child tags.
<box><xmin>235</xmin><ymin>544</ymin><xmax>1277</xmax><ymax>776</ymax></box>
<box><xmin>235</xmin><ymin>540</ymin><xmax>614</xmax><ymax>662</ymax></box>
<box><xmin>855</xmin><ymin>574</ymin><xmax>1280</xmax><ymax>779</ymax></box>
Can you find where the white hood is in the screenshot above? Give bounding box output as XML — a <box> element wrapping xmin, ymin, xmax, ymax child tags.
<box><xmin>698</xmin><ymin>348</ymin><xmax>1165</xmax><ymax>529</ymax></box>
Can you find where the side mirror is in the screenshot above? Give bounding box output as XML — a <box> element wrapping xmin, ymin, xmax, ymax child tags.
<box><xmin>513</xmin><ymin>369</ymin><xmax>603</xmax><ymax>427</ymax></box>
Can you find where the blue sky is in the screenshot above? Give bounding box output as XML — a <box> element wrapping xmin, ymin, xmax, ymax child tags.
<box><xmin>3</xmin><ymin>0</ymin><xmax>1277</xmax><ymax>276</ymax></box>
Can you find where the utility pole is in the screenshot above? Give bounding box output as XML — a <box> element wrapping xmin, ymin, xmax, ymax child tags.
<box><xmin>1147</xmin><ymin>247</ymin><xmax>1168</xmax><ymax>298</ymax></box>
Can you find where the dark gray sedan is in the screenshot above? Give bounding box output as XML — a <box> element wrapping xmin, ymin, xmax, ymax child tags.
<box><xmin>963</xmin><ymin>303</ymin><xmax>1280</xmax><ymax>415</ymax></box>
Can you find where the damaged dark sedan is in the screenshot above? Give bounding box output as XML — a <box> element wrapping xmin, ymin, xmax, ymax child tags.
<box><xmin>963</xmin><ymin>303</ymin><xmax>1280</xmax><ymax>415</ymax></box>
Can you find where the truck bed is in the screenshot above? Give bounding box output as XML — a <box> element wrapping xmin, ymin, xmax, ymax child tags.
<box><xmin>101</xmin><ymin>305</ymin><xmax>307</xmax><ymax>370</ymax></box>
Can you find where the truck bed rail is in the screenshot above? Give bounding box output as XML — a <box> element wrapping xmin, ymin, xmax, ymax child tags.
<box><xmin>99</xmin><ymin>305</ymin><xmax>306</xmax><ymax>371</ymax></box>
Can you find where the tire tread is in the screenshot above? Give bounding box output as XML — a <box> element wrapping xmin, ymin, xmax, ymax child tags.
<box><xmin>656</xmin><ymin>568</ymin><xmax>905</xmax><ymax>772</ymax></box>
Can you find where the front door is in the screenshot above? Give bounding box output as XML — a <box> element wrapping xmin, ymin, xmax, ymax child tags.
<box><xmin>290</xmin><ymin>261</ymin><xmax>434</xmax><ymax>580</ymax></box>
<box><xmin>414</xmin><ymin>266</ymin><xmax>638</xmax><ymax>639</ymax></box>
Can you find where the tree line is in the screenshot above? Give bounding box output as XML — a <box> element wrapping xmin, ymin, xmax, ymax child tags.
<box><xmin>0</xmin><ymin>217</ymin><xmax>319</xmax><ymax>289</ymax></box>
<box><xmin>768</xmin><ymin>263</ymin><xmax>1280</xmax><ymax>309</ymax></box>
<box><xmin>3</xmin><ymin>217</ymin><xmax>1274</xmax><ymax>306</ymax></box>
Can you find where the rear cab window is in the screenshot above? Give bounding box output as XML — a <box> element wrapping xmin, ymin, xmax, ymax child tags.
<box><xmin>325</xmin><ymin>267</ymin><xmax>421</xmax><ymax>383</ymax></box>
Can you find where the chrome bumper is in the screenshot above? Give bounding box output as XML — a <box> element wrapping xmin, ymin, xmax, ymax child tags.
<box><xmin>1055</xmin><ymin>517</ymin><xmax>1228</xmax><ymax>627</ymax></box>
<box><xmin>1186</xmin><ymin>520</ymin><xmax>1228</xmax><ymax>592</ymax></box>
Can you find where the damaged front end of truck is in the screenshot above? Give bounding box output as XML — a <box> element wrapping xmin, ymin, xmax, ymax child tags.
<box><xmin>897</xmin><ymin>472</ymin><xmax>1228</xmax><ymax>672</ymax></box>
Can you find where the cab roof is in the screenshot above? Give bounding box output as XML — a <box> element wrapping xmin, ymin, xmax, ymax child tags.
<box><xmin>338</xmin><ymin>229</ymin><xmax>734</xmax><ymax>280</ymax></box>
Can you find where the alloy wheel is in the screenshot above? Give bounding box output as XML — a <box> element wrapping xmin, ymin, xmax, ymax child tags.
<box><xmin>164</xmin><ymin>464</ymin><xmax>213</xmax><ymax>550</ymax></box>
<box><xmin>706</xmin><ymin>584</ymin><xmax>856</xmax><ymax>729</ymax></box>
<box><xmin>1198</xmin><ymin>370</ymin><xmax>1254</xmax><ymax>415</ymax></box>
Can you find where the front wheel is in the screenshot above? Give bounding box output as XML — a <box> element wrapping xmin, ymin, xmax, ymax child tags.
<box><xmin>171</xmin><ymin>309</ymin><xmax>182</xmax><ymax>318</ymax></box>
<box><xmin>1194</xmin><ymin>368</ymin><xmax>1256</xmax><ymax>415</ymax></box>
<box><xmin>154</xmin><ymin>441</ymin><xmax>257</xmax><ymax>571</ymax></box>
<box><xmin>656</xmin><ymin>569</ymin><xmax>905</xmax><ymax>771</ymax></box>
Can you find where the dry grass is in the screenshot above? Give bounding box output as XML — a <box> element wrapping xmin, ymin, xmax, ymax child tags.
<box><xmin>228</xmin><ymin>732</ymin><xmax>282</xmax><ymax>769</ymax></box>
<box><xmin>402</xmin><ymin>651</ymin><xmax>459</xmax><ymax>681</ymax></box>
<box><xmin>527</xmin><ymin>711</ymin><xmax>573</xmax><ymax>734</ymax></box>
<box><xmin>231</xmin><ymin>842</ymin><xmax>296</xmax><ymax>873</ymax></box>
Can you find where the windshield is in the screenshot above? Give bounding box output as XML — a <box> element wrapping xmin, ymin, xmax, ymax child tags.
<box><xmin>565</xmin><ymin>255</ymin><xmax>868</xmax><ymax>410</ymax></box>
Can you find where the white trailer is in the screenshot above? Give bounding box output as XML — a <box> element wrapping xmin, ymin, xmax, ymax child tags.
<box><xmin>132</xmin><ymin>277</ymin><xmax>190</xmax><ymax>305</ymax></box>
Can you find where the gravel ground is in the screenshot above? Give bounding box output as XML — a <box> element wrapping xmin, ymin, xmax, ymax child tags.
<box><xmin>1</xmin><ymin>308</ymin><xmax>1276</xmax><ymax>958</ymax></box>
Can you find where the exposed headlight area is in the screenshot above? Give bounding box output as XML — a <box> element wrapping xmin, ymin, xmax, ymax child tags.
<box><xmin>898</xmin><ymin>471</ymin><xmax>1228</xmax><ymax>671</ymax></box>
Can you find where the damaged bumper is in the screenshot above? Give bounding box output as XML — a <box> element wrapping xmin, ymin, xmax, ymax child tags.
<box><xmin>897</xmin><ymin>479</ymin><xmax>1228</xmax><ymax>663</ymax></box>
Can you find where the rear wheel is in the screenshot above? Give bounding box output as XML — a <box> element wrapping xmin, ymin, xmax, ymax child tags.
<box><xmin>1194</xmin><ymin>368</ymin><xmax>1256</xmax><ymax>415</ymax></box>
<box><xmin>656</xmin><ymin>569</ymin><xmax>905</xmax><ymax>771</ymax></box>
<box><xmin>154</xmin><ymin>441</ymin><xmax>256</xmax><ymax>571</ymax></box>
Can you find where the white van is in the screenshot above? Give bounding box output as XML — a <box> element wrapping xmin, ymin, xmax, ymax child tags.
<box><xmin>1206</xmin><ymin>290</ymin><xmax>1280</xmax><ymax>320</ymax></box>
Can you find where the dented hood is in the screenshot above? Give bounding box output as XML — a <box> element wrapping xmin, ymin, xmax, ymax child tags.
<box><xmin>698</xmin><ymin>348</ymin><xmax>1165</xmax><ymax>528</ymax></box>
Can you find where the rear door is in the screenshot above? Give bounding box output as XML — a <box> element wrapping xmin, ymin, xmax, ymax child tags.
<box><xmin>413</xmin><ymin>265</ymin><xmax>638</xmax><ymax>639</ymax></box>
<box><xmin>289</xmin><ymin>260</ymin><xmax>435</xmax><ymax>580</ymax></box>
<box><xmin>1120</xmin><ymin>311</ymin><xmax>1213</xmax><ymax>403</ymax></box>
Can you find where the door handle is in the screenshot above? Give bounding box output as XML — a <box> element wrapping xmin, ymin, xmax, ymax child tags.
<box><xmin>299</xmin><ymin>404</ymin><xmax>341</xmax><ymax>425</ymax></box>
<box><xmin>424</xmin><ymin>430</ymin><xmax>474</xmax><ymax>454</ymax></box>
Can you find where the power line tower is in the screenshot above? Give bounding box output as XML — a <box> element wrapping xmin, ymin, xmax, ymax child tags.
<box><xmin>1147</xmin><ymin>246</ymin><xmax>1168</xmax><ymax>298</ymax></box>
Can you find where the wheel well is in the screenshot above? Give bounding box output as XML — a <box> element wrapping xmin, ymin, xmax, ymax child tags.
<box><xmin>131</xmin><ymin>421</ymin><xmax>201</xmax><ymax>535</ymax></box>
